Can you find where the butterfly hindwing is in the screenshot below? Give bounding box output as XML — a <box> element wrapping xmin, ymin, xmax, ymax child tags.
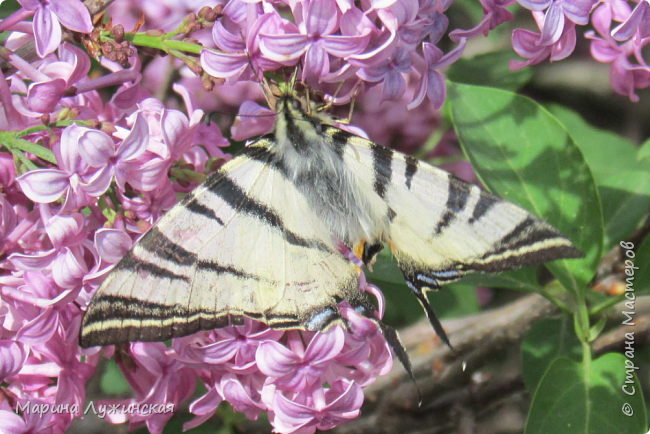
<box><xmin>329</xmin><ymin>126</ymin><xmax>582</xmax><ymax>344</ymax></box>
<box><xmin>80</xmin><ymin>140</ymin><xmax>361</xmax><ymax>348</ymax></box>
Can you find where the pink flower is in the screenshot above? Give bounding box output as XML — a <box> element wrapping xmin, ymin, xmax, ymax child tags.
<box><xmin>272</xmin><ymin>380</ymin><xmax>364</xmax><ymax>434</ymax></box>
<box><xmin>257</xmin><ymin>327</ymin><xmax>345</xmax><ymax>392</ymax></box>
<box><xmin>16</xmin><ymin>125</ymin><xmax>110</xmax><ymax>208</ymax></box>
<box><xmin>509</xmin><ymin>12</ymin><xmax>576</xmax><ymax>70</ymax></box>
<box><xmin>259</xmin><ymin>0</ymin><xmax>371</xmax><ymax>80</ymax></box>
<box><xmin>17</xmin><ymin>0</ymin><xmax>93</xmax><ymax>57</ymax></box>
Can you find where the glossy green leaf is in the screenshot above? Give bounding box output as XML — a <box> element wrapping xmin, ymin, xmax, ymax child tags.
<box><xmin>599</xmin><ymin>172</ymin><xmax>650</xmax><ymax>252</ymax></box>
<box><xmin>638</xmin><ymin>137</ymin><xmax>650</xmax><ymax>161</ymax></box>
<box><xmin>525</xmin><ymin>353</ymin><xmax>647</xmax><ymax>434</ymax></box>
<box><xmin>547</xmin><ymin>105</ymin><xmax>650</xmax><ymax>184</ymax></box>
<box><xmin>521</xmin><ymin>318</ymin><xmax>582</xmax><ymax>394</ymax></box>
<box><xmin>447</xmin><ymin>50</ymin><xmax>533</xmax><ymax>91</ymax></box>
<box><xmin>448</xmin><ymin>82</ymin><xmax>602</xmax><ymax>293</ymax></box>
<box><xmin>457</xmin><ymin>267</ymin><xmax>539</xmax><ymax>290</ymax></box>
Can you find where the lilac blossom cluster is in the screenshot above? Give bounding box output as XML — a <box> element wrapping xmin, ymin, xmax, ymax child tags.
<box><xmin>0</xmin><ymin>4</ymin><xmax>394</xmax><ymax>434</ymax></box>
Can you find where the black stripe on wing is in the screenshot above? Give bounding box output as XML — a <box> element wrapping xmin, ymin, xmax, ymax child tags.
<box><xmin>434</xmin><ymin>176</ymin><xmax>471</xmax><ymax>235</ymax></box>
<box><xmin>206</xmin><ymin>157</ymin><xmax>331</xmax><ymax>253</ymax></box>
<box><xmin>371</xmin><ymin>143</ymin><xmax>393</xmax><ymax>198</ymax></box>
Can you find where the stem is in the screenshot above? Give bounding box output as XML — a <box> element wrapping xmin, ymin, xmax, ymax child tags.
<box><xmin>16</xmin><ymin>120</ymin><xmax>95</xmax><ymax>138</ymax></box>
<box><xmin>121</xmin><ymin>32</ymin><xmax>204</xmax><ymax>55</ymax></box>
<box><xmin>589</xmin><ymin>293</ymin><xmax>626</xmax><ymax>316</ymax></box>
<box><xmin>574</xmin><ymin>288</ymin><xmax>592</xmax><ymax>378</ymax></box>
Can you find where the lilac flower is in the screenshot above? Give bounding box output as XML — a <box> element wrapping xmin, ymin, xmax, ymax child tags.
<box><xmin>16</xmin><ymin>125</ymin><xmax>110</xmax><ymax>208</ymax></box>
<box><xmin>272</xmin><ymin>380</ymin><xmax>364</xmax><ymax>434</ymax></box>
<box><xmin>510</xmin><ymin>12</ymin><xmax>577</xmax><ymax>70</ymax></box>
<box><xmin>410</xmin><ymin>38</ymin><xmax>466</xmax><ymax>109</ymax></box>
<box><xmin>17</xmin><ymin>0</ymin><xmax>93</xmax><ymax>57</ymax></box>
<box><xmin>202</xmin><ymin>12</ymin><xmax>288</xmax><ymax>82</ymax></box>
<box><xmin>257</xmin><ymin>327</ymin><xmax>345</xmax><ymax>392</ymax></box>
<box><xmin>259</xmin><ymin>0</ymin><xmax>371</xmax><ymax>80</ymax></box>
<box><xmin>450</xmin><ymin>0</ymin><xmax>516</xmax><ymax>41</ymax></box>
<box><xmin>585</xmin><ymin>2</ymin><xmax>650</xmax><ymax>101</ymax></box>
<box><xmin>0</xmin><ymin>341</ymin><xmax>27</xmax><ymax>383</ymax></box>
<box><xmin>516</xmin><ymin>0</ymin><xmax>595</xmax><ymax>45</ymax></box>
<box><xmin>611</xmin><ymin>0</ymin><xmax>650</xmax><ymax>42</ymax></box>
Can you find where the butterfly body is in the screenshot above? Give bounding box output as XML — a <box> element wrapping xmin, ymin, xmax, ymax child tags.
<box><xmin>80</xmin><ymin>92</ymin><xmax>582</xmax><ymax>352</ymax></box>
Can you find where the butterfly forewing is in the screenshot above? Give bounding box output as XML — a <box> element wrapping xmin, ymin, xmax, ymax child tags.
<box><xmin>80</xmin><ymin>141</ymin><xmax>360</xmax><ymax>348</ymax></box>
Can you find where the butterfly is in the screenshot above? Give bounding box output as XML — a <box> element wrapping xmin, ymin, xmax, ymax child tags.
<box><xmin>79</xmin><ymin>85</ymin><xmax>583</xmax><ymax>368</ymax></box>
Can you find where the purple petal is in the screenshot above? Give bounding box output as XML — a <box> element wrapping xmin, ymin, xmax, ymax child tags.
<box><xmin>588</xmin><ymin>37</ymin><xmax>619</xmax><ymax>63</ymax></box>
<box><xmin>303</xmin><ymin>326</ymin><xmax>345</xmax><ymax>363</ymax></box>
<box><xmin>44</xmin><ymin>212</ymin><xmax>85</xmax><ymax>248</ymax></box>
<box><xmin>52</xmin><ymin>248</ymin><xmax>87</xmax><ymax>288</ymax></box>
<box><xmin>94</xmin><ymin>228</ymin><xmax>132</xmax><ymax>263</ymax></box>
<box><xmin>221</xmin><ymin>375</ymin><xmax>262</xmax><ymax>417</ymax></box>
<box><xmin>193</xmin><ymin>339</ymin><xmax>239</xmax><ymax>364</ymax></box>
<box><xmin>387</xmin><ymin>0</ymin><xmax>419</xmax><ymax>26</ymax></box>
<box><xmin>539</xmin><ymin>2</ymin><xmax>565</xmax><ymax>46</ymax></box>
<box><xmin>550</xmin><ymin>24</ymin><xmax>576</xmax><ymax>60</ymax></box>
<box><xmin>116</xmin><ymin>156</ymin><xmax>169</xmax><ymax>192</ymax></box>
<box><xmin>0</xmin><ymin>341</ymin><xmax>27</xmax><ymax>383</ymax></box>
<box><xmin>8</xmin><ymin>249</ymin><xmax>57</xmax><ymax>270</ymax></box>
<box><xmin>26</xmin><ymin>78</ymin><xmax>66</xmax><ymax>113</ymax></box>
<box><xmin>33</xmin><ymin>7</ymin><xmax>62</xmax><ymax>57</ymax></box>
<box><xmin>256</xmin><ymin>341</ymin><xmax>299</xmax><ymax>377</ymax></box>
<box><xmin>77</xmin><ymin>127</ymin><xmax>115</xmax><ymax>167</ymax></box>
<box><xmin>381</xmin><ymin>70</ymin><xmax>406</xmax><ymax>101</ymax></box>
<box><xmin>612</xmin><ymin>0</ymin><xmax>650</xmax><ymax>41</ymax></box>
<box><xmin>59</xmin><ymin>42</ymin><xmax>91</xmax><ymax>85</ymax></box>
<box><xmin>321</xmin><ymin>33</ymin><xmax>370</xmax><ymax>57</ymax></box>
<box><xmin>117</xmin><ymin>114</ymin><xmax>149</xmax><ymax>162</ymax></box>
<box><xmin>432</xmin><ymin>37</ymin><xmax>466</xmax><ymax>69</ymax></box>
<box><xmin>231</xmin><ymin>101</ymin><xmax>276</xmax><ymax>141</ymax></box>
<box><xmin>272</xmin><ymin>392</ymin><xmax>316</xmax><ymax>429</ymax></box>
<box><xmin>200</xmin><ymin>49</ymin><xmax>248</xmax><ymax>79</ymax></box>
<box><xmin>426</xmin><ymin>68</ymin><xmax>447</xmax><ymax>110</ymax></box>
<box><xmin>161</xmin><ymin>109</ymin><xmax>189</xmax><ymax>152</ymax></box>
<box><xmin>0</xmin><ymin>410</ymin><xmax>27</xmax><ymax>434</ymax></box>
<box><xmin>306</xmin><ymin>0</ymin><xmax>340</xmax><ymax>36</ymax></box>
<box><xmin>49</xmin><ymin>0</ymin><xmax>93</xmax><ymax>33</ymax></box>
<box><xmin>80</xmin><ymin>166</ymin><xmax>113</xmax><ymax>197</ymax></box>
<box><xmin>212</xmin><ymin>22</ymin><xmax>246</xmax><ymax>53</ymax></box>
<box><xmin>258</xmin><ymin>33</ymin><xmax>309</xmax><ymax>63</ymax></box>
<box><xmin>512</xmin><ymin>28</ymin><xmax>545</xmax><ymax>58</ymax></box>
<box><xmin>340</xmin><ymin>6</ymin><xmax>376</xmax><ymax>36</ymax></box>
<box><xmin>16</xmin><ymin>169</ymin><xmax>69</xmax><ymax>203</ymax></box>
<box><xmin>303</xmin><ymin>44</ymin><xmax>331</xmax><ymax>79</ymax></box>
<box><xmin>562</xmin><ymin>0</ymin><xmax>596</xmax><ymax>25</ymax></box>
<box><xmin>517</xmin><ymin>0</ymin><xmax>551</xmax><ymax>11</ymax></box>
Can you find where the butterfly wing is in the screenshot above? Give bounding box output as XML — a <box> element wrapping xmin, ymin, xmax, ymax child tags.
<box><xmin>331</xmin><ymin>127</ymin><xmax>583</xmax><ymax>344</ymax></box>
<box><xmin>80</xmin><ymin>140</ymin><xmax>361</xmax><ymax>348</ymax></box>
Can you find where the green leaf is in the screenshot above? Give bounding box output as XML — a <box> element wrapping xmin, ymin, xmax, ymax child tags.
<box><xmin>521</xmin><ymin>317</ymin><xmax>582</xmax><ymax>394</ymax></box>
<box><xmin>447</xmin><ymin>51</ymin><xmax>533</xmax><ymax>92</ymax></box>
<box><xmin>525</xmin><ymin>353</ymin><xmax>647</xmax><ymax>434</ymax></box>
<box><xmin>447</xmin><ymin>82</ymin><xmax>602</xmax><ymax>294</ymax></box>
<box><xmin>634</xmin><ymin>236</ymin><xmax>650</xmax><ymax>294</ymax></box>
<box><xmin>428</xmin><ymin>283</ymin><xmax>480</xmax><ymax>318</ymax></box>
<box><xmin>457</xmin><ymin>267</ymin><xmax>540</xmax><ymax>290</ymax></box>
<box><xmin>599</xmin><ymin>172</ymin><xmax>650</xmax><ymax>252</ymax></box>
<box><xmin>0</xmin><ymin>133</ymin><xmax>57</xmax><ymax>165</ymax></box>
<box><xmin>100</xmin><ymin>359</ymin><xmax>131</xmax><ymax>395</ymax></box>
<box><xmin>547</xmin><ymin>105</ymin><xmax>650</xmax><ymax>184</ymax></box>
<box><xmin>587</xmin><ymin>316</ymin><xmax>607</xmax><ymax>342</ymax></box>
<box><xmin>638</xmin><ymin>137</ymin><xmax>650</xmax><ymax>161</ymax></box>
